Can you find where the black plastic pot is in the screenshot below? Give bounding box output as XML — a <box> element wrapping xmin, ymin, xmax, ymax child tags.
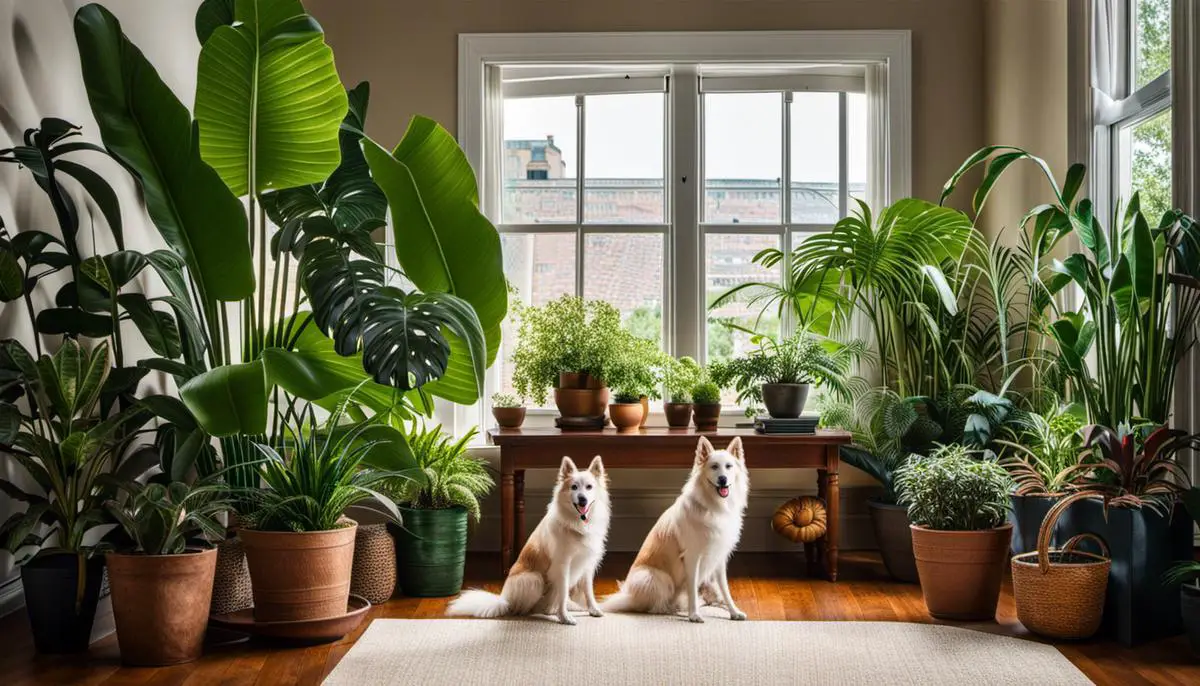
<box><xmin>762</xmin><ymin>383</ymin><xmax>810</xmax><ymax>419</ymax></box>
<box><xmin>1008</xmin><ymin>494</ymin><xmax>1059</xmax><ymax>555</ymax></box>
<box><xmin>1056</xmin><ymin>496</ymin><xmax>1193</xmax><ymax>646</ymax></box>
<box><xmin>867</xmin><ymin>499</ymin><xmax>919</xmax><ymax>583</ymax></box>
<box><xmin>1183</xmin><ymin>584</ymin><xmax>1200</xmax><ymax>658</ymax></box>
<box><xmin>390</xmin><ymin>506</ymin><xmax>468</xmax><ymax>597</ymax></box>
<box><xmin>20</xmin><ymin>553</ymin><xmax>105</xmax><ymax>654</ymax></box>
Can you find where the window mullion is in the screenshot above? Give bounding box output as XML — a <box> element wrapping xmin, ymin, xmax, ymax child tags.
<box><xmin>781</xmin><ymin>91</ymin><xmax>794</xmax><ymax>339</ymax></box>
<box><xmin>839</xmin><ymin>91</ymin><xmax>849</xmax><ymax>220</ymax></box>
<box><xmin>672</xmin><ymin>66</ymin><xmax>702</xmax><ymax>360</ymax></box>
<box><xmin>575</xmin><ymin>94</ymin><xmax>585</xmax><ymax>298</ymax></box>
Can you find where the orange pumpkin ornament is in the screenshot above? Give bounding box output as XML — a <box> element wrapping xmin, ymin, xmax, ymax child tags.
<box><xmin>772</xmin><ymin>496</ymin><xmax>828</xmax><ymax>543</ymax></box>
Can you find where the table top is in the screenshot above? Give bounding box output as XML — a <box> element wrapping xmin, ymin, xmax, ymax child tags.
<box><xmin>487</xmin><ymin>426</ymin><xmax>852</xmax><ymax>446</ymax></box>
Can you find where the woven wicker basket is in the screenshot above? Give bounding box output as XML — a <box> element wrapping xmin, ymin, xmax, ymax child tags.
<box><xmin>1011</xmin><ymin>491</ymin><xmax>1111</xmax><ymax>639</ymax></box>
<box><xmin>210</xmin><ymin>536</ymin><xmax>253</xmax><ymax>615</ymax></box>
<box><xmin>352</xmin><ymin>523</ymin><xmax>397</xmax><ymax>604</ymax></box>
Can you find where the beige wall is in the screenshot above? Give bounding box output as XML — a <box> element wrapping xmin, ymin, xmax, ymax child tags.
<box><xmin>306</xmin><ymin>0</ymin><xmax>987</xmax><ymax>202</ymax></box>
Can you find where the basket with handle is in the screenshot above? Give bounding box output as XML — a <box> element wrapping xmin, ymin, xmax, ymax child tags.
<box><xmin>1011</xmin><ymin>491</ymin><xmax>1111</xmax><ymax>639</ymax></box>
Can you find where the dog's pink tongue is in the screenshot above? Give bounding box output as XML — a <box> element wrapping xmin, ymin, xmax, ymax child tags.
<box><xmin>718</xmin><ymin>486</ymin><xmax>730</xmax><ymax>498</ymax></box>
<box><xmin>575</xmin><ymin>502</ymin><xmax>591</xmax><ymax>517</ymax></box>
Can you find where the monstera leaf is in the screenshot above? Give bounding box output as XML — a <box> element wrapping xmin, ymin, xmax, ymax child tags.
<box><xmin>359</xmin><ymin>288</ymin><xmax>486</xmax><ymax>391</ymax></box>
<box><xmin>195</xmin><ymin>0</ymin><xmax>348</xmax><ymax>196</ymax></box>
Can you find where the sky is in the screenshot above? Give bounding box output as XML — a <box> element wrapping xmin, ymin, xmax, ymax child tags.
<box><xmin>503</xmin><ymin>91</ymin><xmax>867</xmax><ymax>183</ymax></box>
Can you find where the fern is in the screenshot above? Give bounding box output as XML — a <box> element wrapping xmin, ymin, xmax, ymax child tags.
<box><xmin>384</xmin><ymin>425</ymin><xmax>493</xmax><ymax>521</ymax></box>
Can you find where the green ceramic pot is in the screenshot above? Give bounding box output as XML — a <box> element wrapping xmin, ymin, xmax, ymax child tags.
<box><xmin>390</xmin><ymin>506</ymin><xmax>468</xmax><ymax>597</ymax></box>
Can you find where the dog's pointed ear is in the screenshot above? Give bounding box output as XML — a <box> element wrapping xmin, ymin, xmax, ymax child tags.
<box><xmin>559</xmin><ymin>456</ymin><xmax>578</xmax><ymax>480</ymax></box>
<box><xmin>695</xmin><ymin>436</ymin><xmax>714</xmax><ymax>465</ymax></box>
<box><xmin>588</xmin><ymin>455</ymin><xmax>605</xmax><ymax>477</ymax></box>
<box><xmin>727</xmin><ymin>436</ymin><xmax>745</xmax><ymax>462</ymax></box>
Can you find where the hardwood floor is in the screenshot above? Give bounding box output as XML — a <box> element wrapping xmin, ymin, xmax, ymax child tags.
<box><xmin>1</xmin><ymin>551</ymin><xmax>1197</xmax><ymax>685</ymax></box>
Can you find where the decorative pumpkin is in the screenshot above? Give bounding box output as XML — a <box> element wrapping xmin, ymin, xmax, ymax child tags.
<box><xmin>772</xmin><ymin>496</ymin><xmax>828</xmax><ymax>543</ymax></box>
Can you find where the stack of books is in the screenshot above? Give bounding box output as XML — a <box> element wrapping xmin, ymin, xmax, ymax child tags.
<box><xmin>754</xmin><ymin>415</ymin><xmax>820</xmax><ymax>435</ymax></box>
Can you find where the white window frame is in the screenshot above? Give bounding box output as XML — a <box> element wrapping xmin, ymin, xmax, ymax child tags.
<box><xmin>458</xmin><ymin>31</ymin><xmax>912</xmax><ymax>431</ymax></box>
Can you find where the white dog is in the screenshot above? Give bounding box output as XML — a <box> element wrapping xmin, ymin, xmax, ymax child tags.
<box><xmin>447</xmin><ymin>456</ymin><xmax>610</xmax><ymax>625</ymax></box>
<box><xmin>602</xmin><ymin>436</ymin><xmax>749</xmax><ymax>622</ymax></box>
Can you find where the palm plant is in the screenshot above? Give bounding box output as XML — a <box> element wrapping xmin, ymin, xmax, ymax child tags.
<box><xmin>708</xmin><ymin>330</ymin><xmax>863</xmax><ymax>407</ymax></box>
<box><xmin>384</xmin><ymin>425</ymin><xmax>493</xmax><ymax>522</ymax></box>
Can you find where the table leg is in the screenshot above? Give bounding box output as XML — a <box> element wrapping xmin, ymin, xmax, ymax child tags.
<box><xmin>816</xmin><ymin>469</ymin><xmax>829</xmax><ymax>576</ymax></box>
<box><xmin>501</xmin><ymin>466</ymin><xmax>514</xmax><ymax>574</ymax></box>
<box><xmin>826</xmin><ymin>470</ymin><xmax>840</xmax><ymax>582</ymax></box>
<box><xmin>515</xmin><ymin>470</ymin><xmax>526</xmax><ymax>552</ymax></box>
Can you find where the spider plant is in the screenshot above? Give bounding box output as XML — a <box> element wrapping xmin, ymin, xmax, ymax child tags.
<box><xmin>384</xmin><ymin>424</ymin><xmax>493</xmax><ymax>522</ymax></box>
<box><xmin>996</xmin><ymin>404</ymin><xmax>1086</xmax><ymax>495</ymax></box>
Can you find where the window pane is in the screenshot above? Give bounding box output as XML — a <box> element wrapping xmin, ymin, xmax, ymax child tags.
<box><xmin>503</xmin><ymin>96</ymin><xmax>576</xmax><ymax>223</ymax></box>
<box><xmin>584</xmin><ymin>93</ymin><xmax>665</xmax><ymax>224</ymax></box>
<box><xmin>1127</xmin><ymin>108</ymin><xmax>1173</xmax><ymax>221</ymax></box>
<box><xmin>498</xmin><ymin>234</ymin><xmax>577</xmax><ymax>403</ymax></box>
<box><xmin>706</xmin><ymin>234</ymin><xmax>782</xmax><ymax>406</ymax></box>
<box><xmin>582</xmin><ymin>234</ymin><xmax>664</xmax><ymax>344</ymax></box>
<box><xmin>704</xmin><ymin>92</ymin><xmax>782</xmax><ymax>224</ymax></box>
<box><xmin>1134</xmin><ymin>0</ymin><xmax>1171</xmax><ymax>91</ymax></box>
<box><xmin>848</xmin><ymin>92</ymin><xmax>868</xmax><ymax>206</ymax></box>
<box><xmin>789</xmin><ymin>92</ymin><xmax>839</xmax><ymax>224</ymax></box>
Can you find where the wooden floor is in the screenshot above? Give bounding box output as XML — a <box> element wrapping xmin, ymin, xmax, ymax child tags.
<box><xmin>1</xmin><ymin>551</ymin><xmax>1197</xmax><ymax>685</ymax></box>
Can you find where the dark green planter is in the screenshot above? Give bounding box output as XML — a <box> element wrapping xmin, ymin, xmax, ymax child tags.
<box><xmin>390</xmin><ymin>506</ymin><xmax>468</xmax><ymax>597</ymax></box>
<box><xmin>1008</xmin><ymin>494</ymin><xmax>1059</xmax><ymax>556</ymax></box>
<box><xmin>21</xmin><ymin>553</ymin><xmax>105</xmax><ymax>654</ymax></box>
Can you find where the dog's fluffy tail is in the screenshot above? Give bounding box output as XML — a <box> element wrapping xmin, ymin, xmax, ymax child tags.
<box><xmin>601</xmin><ymin>568</ymin><xmax>676</xmax><ymax>614</ymax></box>
<box><xmin>447</xmin><ymin>589</ymin><xmax>510</xmax><ymax>618</ymax></box>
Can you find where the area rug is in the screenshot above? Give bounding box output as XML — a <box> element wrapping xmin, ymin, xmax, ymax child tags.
<box><xmin>324</xmin><ymin>610</ymin><xmax>1092</xmax><ymax>685</ymax></box>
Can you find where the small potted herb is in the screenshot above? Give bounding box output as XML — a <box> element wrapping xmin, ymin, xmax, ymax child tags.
<box><xmin>491</xmin><ymin>392</ymin><xmax>526</xmax><ymax>429</ymax></box>
<box><xmin>691</xmin><ymin>381</ymin><xmax>722</xmax><ymax>431</ymax></box>
<box><xmin>605</xmin><ymin>337</ymin><xmax>666</xmax><ymax>430</ymax></box>
<box><xmin>663</xmin><ymin>356</ymin><xmax>702</xmax><ymax>428</ymax></box>
<box><xmin>709</xmin><ymin>331</ymin><xmax>856</xmax><ymax>419</ymax></box>
<box><xmin>608</xmin><ymin>390</ymin><xmax>644</xmax><ymax>432</ymax></box>
<box><xmin>897</xmin><ymin>445</ymin><xmax>1013</xmax><ymax>620</ymax></box>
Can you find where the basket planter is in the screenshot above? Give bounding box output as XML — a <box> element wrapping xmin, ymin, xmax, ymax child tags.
<box><xmin>20</xmin><ymin>553</ymin><xmax>104</xmax><ymax>654</ymax></box>
<box><xmin>609</xmin><ymin>403</ymin><xmax>644</xmax><ymax>432</ymax></box>
<box><xmin>761</xmin><ymin>383</ymin><xmax>810</xmax><ymax>419</ymax></box>
<box><xmin>1183</xmin><ymin>584</ymin><xmax>1200</xmax><ymax>657</ymax></box>
<box><xmin>106</xmin><ymin>548</ymin><xmax>217</xmax><ymax>665</ymax></box>
<box><xmin>391</xmin><ymin>506</ymin><xmax>468</xmax><ymax>597</ymax></box>
<box><xmin>910</xmin><ymin>524</ymin><xmax>1012</xmax><ymax>620</ymax></box>
<box><xmin>351</xmin><ymin>523</ymin><xmax>397</xmax><ymax>604</ymax></box>
<box><xmin>692</xmin><ymin>403</ymin><xmax>721</xmax><ymax>430</ymax></box>
<box><xmin>1008</xmin><ymin>494</ymin><xmax>1059</xmax><ymax>555</ymax></box>
<box><xmin>663</xmin><ymin>403</ymin><xmax>692</xmax><ymax>428</ymax></box>
<box><xmin>867</xmin><ymin>500</ymin><xmax>918</xmax><ymax>583</ymax></box>
<box><xmin>210</xmin><ymin>536</ymin><xmax>253</xmax><ymax>615</ymax></box>
<box><xmin>491</xmin><ymin>407</ymin><xmax>526</xmax><ymax>428</ymax></box>
<box><xmin>1056</xmin><ymin>495</ymin><xmax>1193</xmax><ymax>646</ymax></box>
<box><xmin>239</xmin><ymin>521</ymin><xmax>357</xmax><ymax>622</ymax></box>
<box><xmin>1010</xmin><ymin>492</ymin><xmax>1111</xmax><ymax>640</ymax></box>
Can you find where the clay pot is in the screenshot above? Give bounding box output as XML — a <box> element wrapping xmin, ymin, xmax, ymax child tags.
<box><xmin>492</xmin><ymin>406</ymin><xmax>526</xmax><ymax>428</ymax></box>
<box><xmin>558</xmin><ymin>371</ymin><xmax>603</xmax><ymax>389</ymax></box>
<box><xmin>239</xmin><ymin>520</ymin><xmax>358</xmax><ymax>622</ymax></box>
<box><xmin>639</xmin><ymin>396</ymin><xmax>650</xmax><ymax>427</ymax></box>
<box><xmin>609</xmin><ymin>403</ymin><xmax>644</xmax><ymax>432</ymax></box>
<box><xmin>692</xmin><ymin>403</ymin><xmax>721</xmax><ymax>430</ymax></box>
<box><xmin>554</xmin><ymin>386</ymin><xmax>609</xmax><ymax>418</ymax></box>
<box><xmin>664</xmin><ymin>402</ymin><xmax>692</xmax><ymax>428</ymax></box>
<box><xmin>106</xmin><ymin>548</ymin><xmax>217</xmax><ymax>666</ymax></box>
<box><xmin>910</xmin><ymin>523</ymin><xmax>1013</xmax><ymax>620</ymax></box>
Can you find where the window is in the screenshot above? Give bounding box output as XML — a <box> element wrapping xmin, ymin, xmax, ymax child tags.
<box><xmin>460</xmin><ymin>32</ymin><xmax>911</xmax><ymax>420</ymax></box>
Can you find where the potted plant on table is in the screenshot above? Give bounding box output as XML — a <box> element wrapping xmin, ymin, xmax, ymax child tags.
<box><xmin>608</xmin><ymin>390</ymin><xmax>645</xmax><ymax>432</ymax></box>
<box><xmin>1164</xmin><ymin>487</ymin><xmax>1200</xmax><ymax>657</ymax></box>
<box><xmin>491</xmin><ymin>393</ymin><xmax>526</xmax><ymax>429</ymax></box>
<box><xmin>709</xmin><ymin>330</ymin><xmax>857</xmax><ymax>419</ymax></box>
<box><xmin>691</xmin><ymin>381</ymin><xmax>723</xmax><ymax>431</ymax></box>
<box><xmin>897</xmin><ymin>444</ymin><xmax>1013</xmax><ymax>620</ymax></box>
<box><xmin>663</xmin><ymin>356</ymin><xmax>702</xmax><ymax>428</ymax></box>
<box><xmin>386</xmin><ymin>425</ymin><xmax>493</xmax><ymax>597</ymax></box>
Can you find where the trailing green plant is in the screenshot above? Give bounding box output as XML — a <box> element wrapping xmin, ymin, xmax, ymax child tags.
<box><xmin>1062</xmin><ymin>424</ymin><xmax>1193</xmax><ymax>512</ymax></box>
<box><xmin>491</xmin><ymin>393</ymin><xmax>522</xmax><ymax>408</ymax></box>
<box><xmin>1163</xmin><ymin>487</ymin><xmax>1200</xmax><ymax>587</ymax></box>
<box><xmin>896</xmin><ymin>444</ymin><xmax>1012</xmax><ymax>530</ymax></box>
<box><xmin>996</xmin><ymin>403</ymin><xmax>1086</xmax><ymax>495</ymax></box>
<box><xmin>708</xmin><ymin>330</ymin><xmax>861</xmax><ymax>407</ymax></box>
<box><xmin>691</xmin><ymin>381</ymin><xmax>722</xmax><ymax>406</ymax></box>
<box><xmin>663</xmin><ymin>356</ymin><xmax>702</xmax><ymax>403</ymax></box>
<box><xmin>383</xmin><ymin>425</ymin><xmax>493</xmax><ymax>522</ymax></box>
<box><xmin>102</xmin><ymin>478</ymin><xmax>233</xmax><ymax>555</ymax></box>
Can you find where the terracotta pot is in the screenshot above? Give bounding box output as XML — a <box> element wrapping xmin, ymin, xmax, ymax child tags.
<box><xmin>639</xmin><ymin>396</ymin><xmax>649</xmax><ymax>427</ymax></box>
<box><xmin>558</xmin><ymin>371</ymin><xmax>603</xmax><ymax>389</ymax></box>
<box><xmin>692</xmin><ymin>403</ymin><xmax>721</xmax><ymax>430</ymax></box>
<box><xmin>609</xmin><ymin>403</ymin><xmax>644</xmax><ymax>432</ymax></box>
<box><xmin>867</xmin><ymin>500</ymin><xmax>919</xmax><ymax>583</ymax></box>
<box><xmin>554</xmin><ymin>386</ymin><xmax>609</xmax><ymax>418</ymax></box>
<box><xmin>910</xmin><ymin>523</ymin><xmax>1013</xmax><ymax>620</ymax></box>
<box><xmin>106</xmin><ymin>548</ymin><xmax>217</xmax><ymax>666</ymax></box>
<box><xmin>664</xmin><ymin>402</ymin><xmax>692</xmax><ymax>428</ymax></box>
<box><xmin>491</xmin><ymin>406</ymin><xmax>526</xmax><ymax>428</ymax></box>
<box><xmin>239</xmin><ymin>521</ymin><xmax>358</xmax><ymax>622</ymax></box>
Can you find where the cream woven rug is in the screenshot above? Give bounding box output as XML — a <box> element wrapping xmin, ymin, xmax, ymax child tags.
<box><xmin>324</xmin><ymin>610</ymin><xmax>1092</xmax><ymax>685</ymax></box>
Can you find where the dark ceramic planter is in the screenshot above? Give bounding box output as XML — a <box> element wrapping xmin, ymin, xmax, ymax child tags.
<box><xmin>867</xmin><ymin>500</ymin><xmax>919</xmax><ymax>583</ymax></box>
<box><xmin>1183</xmin><ymin>584</ymin><xmax>1200</xmax><ymax>658</ymax></box>
<box><xmin>1056</xmin><ymin>496</ymin><xmax>1193</xmax><ymax>646</ymax></box>
<box><xmin>21</xmin><ymin>553</ymin><xmax>105</xmax><ymax>654</ymax></box>
<box><xmin>761</xmin><ymin>383</ymin><xmax>810</xmax><ymax>419</ymax></box>
<box><xmin>663</xmin><ymin>402</ymin><xmax>692</xmax><ymax>428</ymax></box>
<box><xmin>1008</xmin><ymin>494</ymin><xmax>1059</xmax><ymax>555</ymax></box>
<box><xmin>692</xmin><ymin>404</ymin><xmax>721</xmax><ymax>430</ymax></box>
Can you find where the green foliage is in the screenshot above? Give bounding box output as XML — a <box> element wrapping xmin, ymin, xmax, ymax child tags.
<box><xmin>896</xmin><ymin>445</ymin><xmax>1012</xmax><ymax>531</ymax></box>
<box><xmin>1068</xmin><ymin>424</ymin><xmax>1192</xmax><ymax>512</ymax></box>
<box><xmin>490</xmin><ymin>393</ymin><xmax>522</xmax><ymax>408</ymax></box>
<box><xmin>663</xmin><ymin>356</ymin><xmax>702</xmax><ymax>403</ymax></box>
<box><xmin>708</xmin><ymin>330</ymin><xmax>862</xmax><ymax>407</ymax></box>
<box><xmin>1164</xmin><ymin>487</ymin><xmax>1200</xmax><ymax>587</ymax></box>
<box><xmin>996</xmin><ymin>404</ymin><xmax>1086</xmax><ymax>495</ymax></box>
<box><xmin>605</xmin><ymin>335</ymin><xmax>669</xmax><ymax>399</ymax></box>
<box><xmin>383</xmin><ymin>425</ymin><xmax>493</xmax><ymax>521</ymax></box>
<box><xmin>103</xmin><ymin>478</ymin><xmax>232</xmax><ymax>555</ymax></box>
<box><xmin>691</xmin><ymin>381</ymin><xmax>721</xmax><ymax>406</ymax></box>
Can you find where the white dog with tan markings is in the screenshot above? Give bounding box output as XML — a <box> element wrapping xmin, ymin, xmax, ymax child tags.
<box><xmin>602</xmin><ymin>436</ymin><xmax>749</xmax><ymax>622</ymax></box>
<box><xmin>447</xmin><ymin>456</ymin><xmax>610</xmax><ymax>625</ymax></box>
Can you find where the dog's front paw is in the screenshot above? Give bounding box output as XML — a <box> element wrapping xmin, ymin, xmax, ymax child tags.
<box><xmin>730</xmin><ymin>609</ymin><xmax>747</xmax><ymax>621</ymax></box>
<box><xmin>687</xmin><ymin>613</ymin><xmax>705</xmax><ymax>623</ymax></box>
<box><xmin>589</xmin><ymin>607</ymin><xmax>604</xmax><ymax>618</ymax></box>
<box><xmin>557</xmin><ymin>613</ymin><xmax>578</xmax><ymax>626</ymax></box>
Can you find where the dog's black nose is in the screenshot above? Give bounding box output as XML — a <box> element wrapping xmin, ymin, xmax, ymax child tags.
<box><xmin>576</xmin><ymin>496</ymin><xmax>588</xmax><ymax>506</ymax></box>
<box><xmin>717</xmin><ymin>475</ymin><xmax>728</xmax><ymax>487</ymax></box>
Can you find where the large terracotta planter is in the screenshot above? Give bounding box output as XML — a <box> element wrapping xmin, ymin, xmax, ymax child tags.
<box><xmin>554</xmin><ymin>387</ymin><xmax>609</xmax><ymax>418</ymax></box>
<box><xmin>867</xmin><ymin>500</ymin><xmax>918</xmax><ymax>583</ymax></box>
<box><xmin>492</xmin><ymin>406</ymin><xmax>526</xmax><ymax>428</ymax></box>
<box><xmin>664</xmin><ymin>402</ymin><xmax>692</xmax><ymax>428</ymax></box>
<box><xmin>106</xmin><ymin>548</ymin><xmax>217</xmax><ymax>666</ymax></box>
<box><xmin>692</xmin><ymin>403</ymin><xmax>721</xmax><ymax>430</ymax></box>
<box><xmin>910</xmin><ymin>523</ymin><xmax>1012</xmax><ymax>620</ymax></box>
<box><xmin>609</xmin><ymin>403</ymin><xmax>644</xmax><ymax>432</ymax></box>
<box><xmin>239</xmin><ymin>521</ymin><xmax>358</xmax><ymax>622</ymax></box>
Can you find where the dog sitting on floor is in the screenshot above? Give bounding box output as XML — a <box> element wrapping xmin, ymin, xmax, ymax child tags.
<box><xmin>447</xmin><ymin>456</ymin><xmax>610</xmax><ymax>624</ymax></box>
<box><xmin>601</xmin><ymin>436</ymin><xmax>749</xmax><ymax>622</ymax></box>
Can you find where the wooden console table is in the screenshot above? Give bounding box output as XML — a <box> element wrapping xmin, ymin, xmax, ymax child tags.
<box><xmin>486</xmin><ymin>427</ymin><xmax>852</xmax><ymax>580</ymax></box>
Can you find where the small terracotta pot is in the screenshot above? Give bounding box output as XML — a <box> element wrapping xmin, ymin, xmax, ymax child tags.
<box><xmin>554</xmin><ymin>386</ymin><xmax>609</xmax><ymax>418</ymax></box>
<box><xmin>106</xmin><ymin>548</ymin><xmax>217</xmax><ymax>666</ymax></box>
<box><xmin>663</xmin><ymin>402</ymin><xmax>692</xmax><ymax>428</ymax></box>
<box><xmin>558</xmin><ymin>372</ymin><xmax>603</xmax><ymax>389</ymax></box>
<box><xmin>692</xmin><ymin>403</ymin><xmax>721</xmax><ymax>430</ymax></box>
<box><xmin>492</xmin><ymin>406</ymin><xmax>526</xmax><ymax>428</ymax></box>
<box><xmin>239</xmin><ymin>520</ymin><xmax>358</xmax><ymax>622</ymax></box>
<box><xmin>910</xmin><ymin>523</ymin><xmax>1013</xmax><ymax>620</ymax></box>
<box><xmin>639</xmin><ymin>396</ymin><xmax>650</xmax><ymax>427</ymax></box>
<box><xmin>609</xmin><ymin>403</ymin><xmax>644</xmax><ymax>432</ymax></box>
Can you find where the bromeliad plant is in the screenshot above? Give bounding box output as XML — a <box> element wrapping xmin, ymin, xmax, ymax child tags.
<box><xmin>1063</xmin><ymin>424</ymin><xmax>1194</xmax><ymax>511</ymax></box>
<box><xmin>897</xmin><ymin>444</ymin><xmax>1012</xmax><ymax>531</ymax></box>
<box><xmin>384</xmin><ymin>425</ymin><xmax>493</xmax><ymax>522</ymax></box>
